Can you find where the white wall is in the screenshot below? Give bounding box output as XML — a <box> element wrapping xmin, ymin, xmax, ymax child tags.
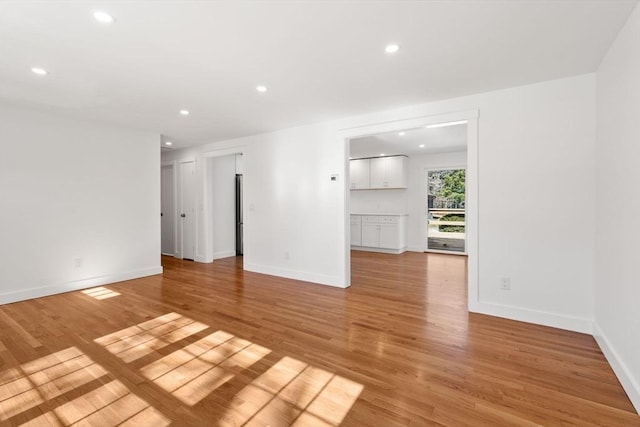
<box><xmin>406</xmin><ymin>151</ymin><xmax>467</xmax><ymax>251</ymax></box>
<box><xmin>350</xmin><ymin>189</ymin><xmax>408</xmax><ymax>215</ymax></box>
<box><xmin>162</xmin><ymin>73</ymin><xmax>596</xmax><ymax>332</ymax></box>
<box><xmin>0</xmin><ymin>103</ymin><xmax>162</xmax><ymax>304</ymax></box>
<box><xmin>594</xmin><ymin>3</ymin><xmax>640</xmax><ymax>412</ymax></box>
<box><xmin>210</xmin><ymin>155</ymin><xmax>237</xmax><ymax>259</ymax></box>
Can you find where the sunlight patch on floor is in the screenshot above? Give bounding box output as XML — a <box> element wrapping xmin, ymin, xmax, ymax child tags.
<box><xmin>0</xmin><ymin>347</ymin><xmax>168</xmax><ymax>426</ymax></box>
<box><xmin>21</xmin><ymin>379</ymin><xmax>170</xmax><ymax>427</ymax></box>
<box><xmin>141</xmin><ymin>330</ymin><xmax>271</xmax><ymax>405</ymax></box>
<box><xmin>221</xmin><ymin>356</ymin><xmax>364</xmax><ymax>426</ymax></box>
<box><xmin>94</xmin><ymin>312</ymin><xmax>208</xmax><ymax>363</ymax></box>
<box><xmin>80</xmin><ymin>287</ymin><xmax>121</xmax><ymax>300</ymax></box>
<box><xmin>0</xmin><ymin>347</ymin><xmax>107</xmax><ymax>421</ymax></box>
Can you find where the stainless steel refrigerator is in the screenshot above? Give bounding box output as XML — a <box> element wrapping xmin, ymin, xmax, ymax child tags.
<box><xmin>235</xmin><ymin>174</ymin><xmax>243</xmax><ymax>256</ymax></box>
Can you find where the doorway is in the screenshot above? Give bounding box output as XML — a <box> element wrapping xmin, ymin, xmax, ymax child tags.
<box><xmin>342</xmin><ymin>111</ymin><xmax>478</xmax><ymax>311</ymax></box>
<box><xmin>426</xmin><ymin>168</ymin><xmax>467</xmax><ymax>254</ymax></box>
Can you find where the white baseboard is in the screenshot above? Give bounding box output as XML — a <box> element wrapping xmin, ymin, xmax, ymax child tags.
<box><xmin>0</xmin><ymin>266</ymin><xmax>163</xmax><ymax>305</ymax></box>
<box><xmin>593</xmin><ymin>322</ymin><xmax>640</xmax><ymax>414</ymax></box>
<box><xmin>469</xmin><ymin>300</ymin><xmax>593</xmax><ymax>334</ymax></box>
<box><xmin>195</xmin><ymin>255</ymin><xmax>213</xmax><ymax>263</ymax></box>
<box><xmin>351</xmin><ymin>246</ymin><xmax>407</xmax><ymax>254</ymax></box>
<box><xmin>213</xmin><ymin>250</ymin><xmax>237</xmax><ymax>260</ymax></box>
<box><xmin>244</xmin><ymin>262</ymin><xmax>347</xmax><ymax>288</ymax></box>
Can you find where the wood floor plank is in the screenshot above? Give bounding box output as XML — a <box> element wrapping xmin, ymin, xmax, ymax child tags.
<box><xmin>0</xmin><ymin>251</ymin><xmax>637</xmax><ymax>426</ymax></box>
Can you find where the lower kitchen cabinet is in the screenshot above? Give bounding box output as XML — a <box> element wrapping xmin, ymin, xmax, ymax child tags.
<box><xmin>350</xmin><ymin>215</ymin><xmax>362</xmax><ymax>246</ymax></box>
<box><xmin>351</xmin><ymin>214</ymin><xmax>407</xmax><ymax>253</ymax></box>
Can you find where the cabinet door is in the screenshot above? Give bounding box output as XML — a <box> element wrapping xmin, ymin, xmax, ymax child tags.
<box><xmin>361</xmin><ymin>223</ymin><xmax>379</xmax><ymax>247</ymax></box>
<box><xmin>385</xmin><ymin>156</ymin><xmax>407</xmax><ymax>188</ymax></box>
<box><xmin>369</xmin><ymin>157</ymin><xmax>387</xmax><ymax>188</ymax></box>
<box><xmin>378</xmin><ymin>224</ymin><xmax>399</xmax><ymax>249</ymax></box>
<box><xmin>350</xmin><ymin>159</ymin><xmax>370</xmax><ymax>189</ymax></box>
<box><xmin>350</xmin><ymin>220</ymin><xmax>362</xmax><ymax>246</ymax></box>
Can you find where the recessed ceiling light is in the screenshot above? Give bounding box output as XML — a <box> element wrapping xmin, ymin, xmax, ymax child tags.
<box><xmin>380</xmin><ymin>153</ymin><xmax>385</xmax><ymax>156</ymax></box>
<box><xmin>398</xmin><ymin>132</ymin><xmax>405</xmax><ymax>136</ymax></box>
<box><xmin>165</xmin><ymin>141</ymin><xmax>173</xmax><ymax>146</ymax></box>
<box><xmin>256</xmin><ymin>85</ymin><xmax>267</xmax><ymax>93</ymax></box>
<box><xmin>179</xmin><ymin>110</ymin><xmax>189</xmax><ymax>116</ymax></box>
<box><xmin>426</xmin><ymin>120</ymin><xmax>468</xmax><ymax>129</ymax></box>
<box><xmin>93</xmin><ymin>11</ymin><xmax>115</xmax><ymax>24</ymax></box>
<box><xmin>419</xmin><ymin>144</ymin><xmax>425</xmax><ymax>148</ymax></box>
<box><xmin>31</xmin><ymin>67</ymin><xmax>47</xmax><ymax>76</ymax></box>
<box><xmin>385</xmin><ymin>44</ymin><xmax>400</xmax><ymax>54</ymax></box>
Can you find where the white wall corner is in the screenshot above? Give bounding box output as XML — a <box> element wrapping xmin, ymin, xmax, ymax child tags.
<box><xmin>593</xmin><ymin>322</ymin><xmax>640</xmax><ymax>414</ymax></box>
<box><xmin>244</xmin><ymin>263</ymin><xmax>348</xmax><ymax>289</ymax></box>
<box><xmin>195</xmin><ymin>255</ymin><xmax>214</xmax><ymax>263</ymax></box>
<box><xmin>0</xmin><ymin>266</ymin><xmax>163</xmax><ymax>305</ymax></box>
<box><xmin>213</xmin><ymin>250</ymin><xmax>237</xmax><ymax>260</ymax></box>
<box><xmin>470</xmin><ymin>301</ymin><xmax>594</xmax><ymax>335</ymax></box>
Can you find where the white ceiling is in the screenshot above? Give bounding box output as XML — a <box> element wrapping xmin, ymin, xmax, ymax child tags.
<box><xmin>0</xmin><ymin>1</ymin><xmax>637</xmax><ymax>148</ymax></box>
<box><xmin>350</xmin><ymin>123</ymin><xmax>467</xmax><ymax>158</ymax></box>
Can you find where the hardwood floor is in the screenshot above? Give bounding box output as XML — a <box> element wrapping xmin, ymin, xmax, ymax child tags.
<box><xmin>0</xmin><ymin>252</ymin><xmax>638</xmax><ymax>426</ymax></box>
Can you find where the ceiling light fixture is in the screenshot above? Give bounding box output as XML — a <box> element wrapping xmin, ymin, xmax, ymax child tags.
<box><xmin>385</xmin><ymin>44</ymin><xmax>400</xmax><ymax>54</ymax></box>
<box><xmin>419</xmin><ymin>144</ymin><xmax>425</xmax><ymax>148</ymax></box>
<box><xmin>179</xmin><ymin>110</ymin><xmax>189</xmax><ymax>116</ymax></box>
<box><xmin>426</xmin><ymin>120</ymin><xmax>467</xmax><ymax>129</ymax></box>
<box><xmin>256</xmin><ymin>85</ymin><xmax>267</xmax><ymax>93</ymax></box>
<box><xmin>165</xmin><ymin>142</ymin><xmax>173</xmax><ymax>146</ymax></box>
<box><xmin>93</xmin><ymin>11</ymin><xmax>115</xmax><ymax>24</ymax></box>
<box><xmin>398</xmin><ymin>132</ymin><xmax>405</xmax><ymax>136</ymax></box>
<box><xmin>31</xmin><ymin>67</ymin><xmax>47</xmax><ymax>75</ymax></box>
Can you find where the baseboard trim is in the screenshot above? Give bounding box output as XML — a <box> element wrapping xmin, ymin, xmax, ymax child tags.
<box><xmin>351</xmin><ymin>246</ymin><xmax>407</xmax><ymax>254</ymax></box>
<box><xmin>244</xmin><ymin>262</ymin><xmax>346</xmax><ymax>288</ymax></box>
<box><xmin>469</xmin><ymin>300</ymin><xmax>593</xmax><ymax>334</ymax></box>
<box><xmin>195</xmin><ymin>255</ymin><xmax>214</xmax><ymax>263</ymax></box>
<box><xmin>213</xmin><ymin>250</ymin><xmax>237</xmax><ymax>260</ymax></box>
<box><xmin>0</xmin><ymin>266</ymin><xmax>163</xmax><ymax>305</ymax></box>
<box><xmin>593</xmin><ymin>322</ymin><xmax>640</xmax><ymax>414</ymax></box>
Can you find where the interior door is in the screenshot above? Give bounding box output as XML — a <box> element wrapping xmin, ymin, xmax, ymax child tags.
<box><xmin>180</xmin><ymin>161</ymin><xmax>196</xmax><ymax>260</ymax></box>
<box><xmin>161</xmin><ymin>165</ymin><xmax>175</xmax><ymax>255</ymax></box>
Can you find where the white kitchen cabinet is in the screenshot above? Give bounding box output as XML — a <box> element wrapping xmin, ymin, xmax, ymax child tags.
<box><xmin>350</xmin><ymin>215</ymin><xmax>362</xmax><ymax>246</ymax></box>
<box><xmin>349</xmin><ymin>159</ymin><xmax>370</xmax><ymax>190</ymax></box>
<box><xmin>378</xmin><ymin>224</ymin><xmax>399</xmax><ymax>249</ymax></box>
<box><xmin>361</xmin><ymin>223</ymin><xmax>379</xmax><ymax>247</ymax></box>
<box><xmin>350</xmin><ymin>214</ymin><xmax>407</xmax><ymax>253</ymax></box>
<box><xmin>369</xmin><ymin>156</ymin><xmax>407</xmax><ymax>189</ymax></box>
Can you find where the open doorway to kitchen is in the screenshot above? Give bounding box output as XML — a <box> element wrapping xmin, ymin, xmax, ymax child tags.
<box><xmin>342</xmin><ymin>111</ymin><xmax>478</xmax><ymax>311</ymax></box>
<box><xmin>205</xmin><ymin>151</ymin><xmax>245</xmax><ymax>266</ymax></box>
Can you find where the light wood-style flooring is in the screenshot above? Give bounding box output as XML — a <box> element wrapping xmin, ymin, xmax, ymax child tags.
<box><xmin>0</xmin><ymin>252</ymin><xmax>638</xmax><ymax>426</ymax></box>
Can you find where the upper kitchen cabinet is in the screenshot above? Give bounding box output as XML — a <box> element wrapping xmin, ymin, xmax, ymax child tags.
<box><xmin>369</xmin><ymin>155</ymin><xmax>407</xmax><ymax>189</ymax></box>
<box><xmin>350</xmin><ymin>158</ymin><xmax>370</xmax><ymax>190</ymax></box>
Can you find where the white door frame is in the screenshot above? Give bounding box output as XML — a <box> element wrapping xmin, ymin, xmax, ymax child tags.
<box><xmin>424</xmin><ymin>165</ymin><xmax>468</xmax><ymax>255</ymax></box>
<box><xmin>201</xmin><ymin>146</ymin><xmax>248</xmax><ymax>264</ymax></box>
<box><xmin>339</xmin><ymin>110</ymin><xmax>479</xmax><ymax>311</ymax></box>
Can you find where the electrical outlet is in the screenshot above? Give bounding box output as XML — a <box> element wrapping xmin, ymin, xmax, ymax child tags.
<box><xmin>74</xmin><ymin>257</ymin><xmax>83</xmax><ymax>268</ymax></box>
<box><xmin>500</xmin><ymin>277</ymin><xmax>511</xmax><ymax>290</ymax></box>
